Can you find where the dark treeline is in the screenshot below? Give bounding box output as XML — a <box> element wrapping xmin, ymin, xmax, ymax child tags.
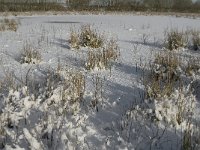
<box><xmin>68</xmin><ymin>0</ymin><xmax>200</xmax><ymax>13</ymax></box>
<box><xmin>0</xmin><ymin>0</ymin><xmax>200</xmax><ymax>13</ymax></box>
<box><xmin>0</xmin><ymin>0</ymin><xmax>66</xmax><ymax>11</ymax></box>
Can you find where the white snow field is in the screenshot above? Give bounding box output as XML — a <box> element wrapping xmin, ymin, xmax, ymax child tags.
<box><xmin>0</xmin><ymin>14</ymin><xmax>200</xmax><ymax>150</ymax></box>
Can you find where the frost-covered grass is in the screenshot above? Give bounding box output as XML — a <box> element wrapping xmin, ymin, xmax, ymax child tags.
<box><xmin>20</xmin><ymin>43</ymin><xmax>42</xmax><ymax>64</ymax></box>
<box><xmin>165</xmin><ymin>29</ymin><xmax>187</xmax><ymax>51</ymax></box>
<box><xmin>85</xmin><ymin>39</ymin><xmax>120</xmax><ymax>71</ymax></box>
<box><xmin>0</xmin><ymin>18</ymin><xmax>20</xmax><ymax>32</ymax></box>
<box><xmin>191</xmin><ymin>30</ymin><xmax>200</xmax><ymax>51</ymax></box>
<box><xmin>0</xmin><ymin>14</ymin><xmax>200</xmax><ymax>150</ymax></box>
<box><xmin>69</xmin><ymin>24</ymin><xmax>104</xmax><ymax>49</ymax></box>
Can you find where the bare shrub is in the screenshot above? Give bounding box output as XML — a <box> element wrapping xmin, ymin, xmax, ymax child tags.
<box><xmin>20</xmin><ymin>43</ymin><xmax>41</xmax><ymax>64</ymax></box>
<box><xmin>165</xmin><ymin>29</ymin><xmax>187</xmax><ymax>50</ymax></box>
<box><xmin>0</xmin><ymin>18</ymin><xmax>20</xmax><ymax>32</ymax></box>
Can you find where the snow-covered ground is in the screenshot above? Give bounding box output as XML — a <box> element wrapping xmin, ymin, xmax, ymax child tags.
<box><xmin>0</xmin><ymin>14</ymin><xmax>200</xmax><ymax>150</ymax></box>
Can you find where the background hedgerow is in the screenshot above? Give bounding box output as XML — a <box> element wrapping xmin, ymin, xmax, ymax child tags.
<box><xmin>0</xmin><ymin>0</ymin><xmax>66</xmax><ymax>12</ymax></box>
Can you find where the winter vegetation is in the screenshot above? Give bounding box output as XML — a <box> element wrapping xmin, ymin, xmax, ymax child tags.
<box><xmin>0</xmin><ymin>1</ymin><xmax>200</xmax><ymax>150</ymax></box>
<box><xmin>0</xmin><ymin>18</ymin><xmax>20</xmax><ymax>32</ymax></box>
<box><xmin>0</xmin><ymin>0</ymin><xmax>200</xmax><ymax>13</ymax></box>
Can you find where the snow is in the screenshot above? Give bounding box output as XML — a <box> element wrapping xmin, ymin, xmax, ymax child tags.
<box><xmin>0</xmin><ymin>13</ymin><xmax>200</xmax><ymax>149</ymax></box>
<box><xmin>23</xmin><ymin>128</ymin><xmax>43</xmax><ymax>150</ymax></box>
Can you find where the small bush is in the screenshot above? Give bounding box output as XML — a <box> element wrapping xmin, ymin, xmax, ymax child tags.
<box><xmin>0</xmin><ymin>18</ymin><xmax>20</xmax><ymax>32</ymax></box>
<box><xmin>20</xmin><ymin>44</ymin><xmax>41</xmax><ymax>64</ymax></box>
<box><xmin>165</xmin><ymin>30</ymin><xmax>187</xmax><ymax>50</ymax></box>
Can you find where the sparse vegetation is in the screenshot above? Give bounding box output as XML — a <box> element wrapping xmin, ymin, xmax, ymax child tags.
<box><xmin>0</xmin><ymin>18</ymin><xmax>20</xmax><ymax>32</ymax></box>
<box><xmin>165</xmin><ymin>29</ymin><xmax>187</xmax><ymax>50</ymax></box>
<box><xmin>69</xmin><ymin>28</ymin><xmax>80</xmax><ymax>49</ymax></box>
<box><xmin>146</xmin><ymin>52</ymin><xmax>182</xmax><ymax>99</ymax></box>
<box><xmin>185</xmin><ymin>58</ymin><xmax>200</xmax><ymax>76</ymax></box>
<box><xmin>79</xmin><ymin>25</ymin><xmax>104</xmax><ymax>48</ymax></box>
<box><xmin>20</xmin><ymin>43</ymin><xmax>42</xmax><ymax>64</ymax></box>
<box><xmin>69</xmin><ymin>25</ymin><xmax>104</xmax><ymax>49</ymax></box>
<box><xmin>85</xmin><ymin>39</ymin><xmax>120</xmax><ymax>70</ymax></box>
<box><xmin>191</xmin><ymin>30</ymin><xmax>200</xmax><ymax>51</ymax></box>
<box><xmin>69</xmin><ymin>25</ymin><xmax>120</xmax><ymax>71</ymax></box>
<box><xmin>0</xmin><ymin>12</ymin><xmax>200</xmax><ymax>150</ymax></box>
<box><xmin>61</xmin><ymin>71</ymin><xmax>85</xmax><ymax>104</ymax></box>
<box><xmin>90</xmin><ymin>74</ymin><xmax>103</xmax><ymax>111</ymax></box>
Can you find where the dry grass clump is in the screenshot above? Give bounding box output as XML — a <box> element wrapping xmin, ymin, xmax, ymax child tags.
<box><xmin>69</xmin><ymin>25</ymin><xmax>120</xmax><ymax>70</ymax></box>
<box><xmin>69</xmin><ymin>28</ymin><xmax>80</xmax><ymax>49</ymax></box>
<box><xmin>185</xmin><ymin>58</ymin><xmax>200</xmax><ymax>76</ymax></box>
<box><xmin>90</xmin><ymin>74</ymin><xmax>103</xmax><ymax>112</ymax></box>
<box><xmin>69</xmin><ymin>25</ymin><xmax>104</xmax><ymax>49</ymax></box>
<box><xmin>182</xmin><ymin>124</ymin><xmax>193</xmax><ymax>150</ymax></box>
<box><xmin>79</xmin><ymin>25</ymin><xmax>104</xmax><ymax>48</ymax></box>
<box><xmin>143</xmin><ymin>51</ymin><xmax>197</xmax><ymax>128</ymax></box>
<box><xmin>165</xmin><ymin>30</ymin><xmax>187</xmax><ymax>50</ymax></box>
<box><xmin>20</xmin><ymin>44</ymin><xmax>41</xmax><ymax>64</ymax></box>
<box><xmin>191</xmin><ymin>30</ymin><xmax>200</xmax><ymax>51</ymax></box>
<box><xmin>85</xmin><ymin>39</ymin><xmax>120</xmax><ymax>70</ymax></box>
<box><xmin>61</xmin><ymin>71</ymin><xmax>85</xmax><ymax>104</ymax></box>
<box><xmin>0</xmin><ymin>18</ymin><xmax>20</xmax><ymax>32</ymax></box>
<box><xmin>146</xmin><ymin>52</ymin><xmax>182</xmax><ymax>99</ymax></box>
